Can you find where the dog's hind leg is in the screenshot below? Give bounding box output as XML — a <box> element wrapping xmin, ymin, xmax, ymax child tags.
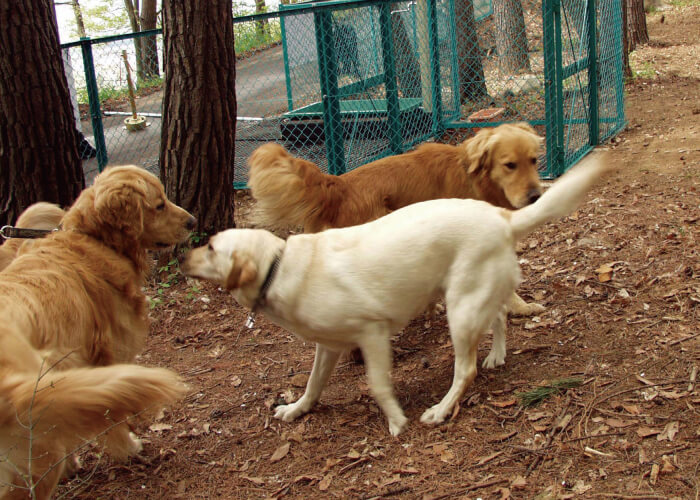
<box><xmin>420</xmin><ymin>301</ymin><xmax>483</xmax><ymax>425</ymax></box>
<box><xmin>357</xmin><ymin>333</ymin><xmax>407</xmax><ymax>436</ymax></box>
<box><xmin>482</xmin><ymin>307</ymin><xmax>507</xmax><ymax>369</ymax></box>
<box><xmin>274</xmin><ymin>344</ymin><xmax>342</xmax><ymax>423</ymax></box>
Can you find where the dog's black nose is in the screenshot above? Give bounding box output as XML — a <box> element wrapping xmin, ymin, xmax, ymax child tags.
<box><xmin>186</xmin><ymin>216</ymin><xmax>197</xmax><ymax>231</ymax></box>
<box><xmin>527</xmin><ymin>190</ymin><xmax>541</xmax><ymax>205</ymax></box>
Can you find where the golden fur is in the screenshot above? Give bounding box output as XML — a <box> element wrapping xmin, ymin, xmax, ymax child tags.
<box><xmin>248</xmin><ymin>122</ymin><xmax>543</xmax><ymax>233</ymax></box>
<box><xmin>0</xmin><ymin>203</ymin><xmax>65</xmax><ymax>272</ymax></box>
<box><xmin>0</xmin><ymin>166</ymin><xmax>195</xmax><ymax>499</ymax></box>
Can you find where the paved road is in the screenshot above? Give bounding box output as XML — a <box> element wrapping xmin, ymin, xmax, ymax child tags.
<box><xmin>81</xmin><ymin>44</ymin><xmax>292</xmax><ymax>183</ymax></box>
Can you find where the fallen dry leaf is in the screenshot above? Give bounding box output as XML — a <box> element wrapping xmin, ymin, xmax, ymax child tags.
<box><xmin>149</xmin><ymin>423</ymin><xmax>173</xmax><ymax>432</ymax></box>
<box><xmin>637</xmin><ymin>426</ymin><xmax>662</xmax><ymax>438</ymax></box>
<box><xmin>270</xmin><ymin>442</ymin><xmax>290</xmax><ymax>463</ymax></box>
<box><xmin>657</xmin><ymin>421</ymin><xmax>679</xmax><ymax>441</ymax></box>
<box><xmin>319</xmin><ymin>474</ymin><xmax>332</xmax><ymax>491</ymax></box>
<box><xmin>511</xmin><ymin>475</ymin><xmax>527</xmax><ymax>489</ymax></box>
<box><xmin>490</xmin><ymin>399</ymin><xmax>517</xmax><ymax>408</ymax></box>
<box><xmin>242</xmin><ymin>476</ymin><xmax>265</xmax><ymax>485</ymax></box>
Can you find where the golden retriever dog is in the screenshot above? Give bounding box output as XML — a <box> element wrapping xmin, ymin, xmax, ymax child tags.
<box><xmin>0</xmin><ymin>166</ymin><xmax>195</xmax><ymax>499</ymax></box>
<box><xmin>0</xmin><ymin>202</ymin><xmax>65</xmax><ymax>272</ymax></box>
<box><xmin>184</xmin><ymin>154</ymin><xmax>608</xmax><ymax>436</ymax></box>
<box><xmin>248</xmin><ymin>122</ymin><xmax>545</xmax><ymax>317</ymax></box>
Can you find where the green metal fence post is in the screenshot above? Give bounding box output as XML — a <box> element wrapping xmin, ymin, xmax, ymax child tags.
<box><xmin>611</xmin><ymin>0</ymin><xmax>625</xmax><ymax>131</ymax></box>
<box><xmin>587</xmin><ymin>0</ymin><xmax>599</xmax><ymax>146</ymax></box>
<box><xmin>553</xmin><ymin>0</ymin><xmax>565</xmax><ymax>176</ymax></box>
<box><xmin>427</xmin><ymin>0</ymin><xmax>443</xmax><ymax>136</ymax></box>
<box><xmin>542</xmin><ymin>0</ymin><xmax>558</xmax><ymax>177</ymax></box>
<box><xmin>80</xmin><ymin>37</ymin><xmax>108</xmax><ymax>171</ymax></box>
<box><xmin>279</xmin><ymin>8</ymin><xmax>295</xmax><ymax>112</ymax></box>
<box><xmin>314</xmin><ymin>10</ymin><xmax>346</xmax><ymax>175</ymax></box>
<box><xmin>379</xmin><ymin>3</ymin><xmax>403</xmax><ymax>155</ymax></box>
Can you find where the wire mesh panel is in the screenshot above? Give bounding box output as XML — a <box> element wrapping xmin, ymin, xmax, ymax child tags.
<box><xmin>60</xmin><ymin>0</ymin><xmax>624</xmax><ymax>186</ymax></box>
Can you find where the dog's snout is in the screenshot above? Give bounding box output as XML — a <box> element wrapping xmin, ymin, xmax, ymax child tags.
<box><xmin>527</xmin><ymin>190</ymin><xmax>541</xmax><ymax>205</ymax></box>
<box><xmin>185</xmin><ymin>216</ymin><xmax>197</xmax><ymax>231</ymax></box>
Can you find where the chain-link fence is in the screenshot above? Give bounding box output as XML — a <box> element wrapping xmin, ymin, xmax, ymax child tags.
<box><xmin>60</xmin><ymin>0</ymin><xmax>624</xmax><ymax>184</ymax></box>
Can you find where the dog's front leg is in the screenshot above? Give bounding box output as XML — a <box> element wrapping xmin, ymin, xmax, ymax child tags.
<box><xmin>482</xmin><ymin>308</ymin><xmax>507</xmax><ymax>369</ymax></box>
<box><xmin>274</xmin><ymin>344</ymin><xmax>341</xmax><ymax>422</ymax></box>
<box><xmin>358</xmin><ymin>335</ymin><xmax>407</xmax><ymax>436</ymax></box>
<box><xmin>507</xmin><ymin>291</ymin><xmax>545</xmax><ymax>316</ymax></box>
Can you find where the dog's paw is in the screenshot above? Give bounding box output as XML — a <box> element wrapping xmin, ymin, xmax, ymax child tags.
<box><xmin>420</xmin><ymin>404</ymin><xmax>450</xmax><ymax>425</ymax></box>
<box><xmin>274</xmin><ymin>401</ymin><xmax>307</xmax><ymax>422</ymax></box>
<box><xmin>509</xmin><ymin>301</ymin><xmax>545</xmax><ymax>317</ymax></box>
<box><xmin>127</xmin><ymin>432</ymin><xmax>143</xmax><ymax>455</ymax></box>
<box><xmin>482</xmin><ymin>351</ymin><xmax>506</xmax><ymax>369</ymax></box>
<box><xmin>387</xmin><ymin>414</ymin><xmax>408</xmax><ymax>437</ymax></box>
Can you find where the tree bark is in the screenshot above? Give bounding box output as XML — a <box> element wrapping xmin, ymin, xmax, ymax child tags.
<box><xmin>621</xmin><ymin>0</ymin><xmax>633</xmax><ymax>78</ymax></box>
<box><xmin>493</xmin><ymin>0</ymin><xmax>531</xmax><ymax>73</ymax></box>
<box><xmin>160</xmin><ymin>1</ymin><xmax>236</xmax><ymax>235</ymax></box>
<box><xmin>140</xmin><ymin>0</ymin><xmax>160</xmax><ymax>81</ymax></box>
<box><xmin>627</xmin><ymin>0</ymin><xmax>649</xmax><ymax>48</ymax></box>
<box><xmin>454</xmin><ymin>0</ymin><xmax>489</xmax><ymax>102</ymax></box>
<box><xmin>0</xmin><ymin>0</ymin><xmax>84</xmax><ymax>226</ymax></box>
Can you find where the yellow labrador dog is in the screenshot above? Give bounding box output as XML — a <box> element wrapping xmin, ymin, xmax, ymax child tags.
<box><xmin>184</xmin><ymin>154</ymin><xmax>607</xmax><ymax>436</ymax></box>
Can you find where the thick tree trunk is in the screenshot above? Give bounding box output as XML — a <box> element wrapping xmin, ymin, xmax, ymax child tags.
<box><xmin>0</xmin><ymin>0</ymin><xmax>84</xmax><ymax>226</ymax></box>
<box><xmin>621</xmin><ymin>0</ymin><xmax>633</xmax><ymax>78</ymax></box>
<box><xmin>493</xmin><ymin>0</ymin><xmax>531</xmax><ymax>73</ymax></box>
<box><xmin>627</xmin><ymin>0</ymin><xmax>649</xmax><ymax>48</ymax></box>
<box><xmin>454</xmin><ymin>0</ymin><xmax>489</xmax><ymax>102</ymax></box>
<box><xmin>140</xmin><ymin>0</ymin><xmax>160</xmax><ymax>81</ymax></box>
<box><xmin>160</xmin><ymin>1</ymin><xmax>236</xmax><ymax>234</ymax></box>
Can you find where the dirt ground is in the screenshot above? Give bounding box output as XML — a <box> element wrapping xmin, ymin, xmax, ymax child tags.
<box><xmin>60</xmin><ymin>5</ymin><xmax>700</xmax><ymax>499</ymax></box>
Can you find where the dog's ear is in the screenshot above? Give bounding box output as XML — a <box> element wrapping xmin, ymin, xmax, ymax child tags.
<box><xmin>93</xmin><ymin>178</ymin><xmax>147</xmax><ymax>239</ymax></box>
<box><xmin>510</xmin><ymin>122</ymin><xmax>543</xmax><ymax>145</ymax></box>
<box><xmin>463</xmin><ymin>128</ymin><xmax>496</xmax><ymax>174</ymax></box>
<box><xmin>225</xmin><ymin>251</ymin><xmax>258</xmax><ymax>290</ymax></box>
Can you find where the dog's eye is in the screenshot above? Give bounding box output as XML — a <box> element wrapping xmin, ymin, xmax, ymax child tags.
<box><xmin>530</xmin><ymin>158</ymin><xmax>538</xmax><ymax>165</ymax></box>
<box><xmin>505</xmin><ymin>162</ymin><xmax>517</xmax><ymax>170</ymax></box>
<box><xmin>156</xmin><ymin>202</ymin><xmax>166</xmax><ymax>211</ymax></box>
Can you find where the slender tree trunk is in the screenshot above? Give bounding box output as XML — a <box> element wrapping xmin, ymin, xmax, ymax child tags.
<box><xmin>160</xmin><ymin>1</ymin><xmax>236</xmax><ymax>234</ymax></box>
<box><xmin>391</xmin><ymin>8</ymin><xmax>422</xmax><ymax>99</ymax></box>
<box><xmin>455</xmin><ymin>0</ymin><xmax>489</xmax><ymax>102</ymax></box>
<box><xmin>124</xmin><ymin>0</ymin><xmax>145</xmax><ymax>83</ymax></box>
<box><xmin>255</xmin><ymin>0</ymin><xmax>270</xmax><ymax>37</ymax></box>
<box><xmin>71</xmin><ymin>0</ymin><xmax>86</xmax><ymax>38</ymax></box>
<box><xmin>140</xmin><ymin>0</ymin><xmax>160</xmax><ymax>81</ymax></box>
<box><xmin>493</xmin><ymin>0</ymin><xmax>531</xmax><ymax>73</ymax></box>
<box><xmin>0</xmin><ymin>0</ymin><xmax>84</xmax><ymax>226</ymax></box>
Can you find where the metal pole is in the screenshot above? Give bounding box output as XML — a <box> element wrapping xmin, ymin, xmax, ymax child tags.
<box><xmin>427</xmin><ymin>0</ymin><xmax>443</xmax><ymax>136</ymax></box>
<box><xmin>587</xmin><ymin>0</ymin><xmax>599</xmax><ymax>145</ymax></box>
<box><xmin>80</xmin><ymin>37</ymin><xmax>108</xmax><ymax>171</ymax></box>
<box><xmin>379</xmin><ymin>3</ymin><xmax>403</xmax><ymax>155</ymax></box>
<box><xmin>314</xmin><ymin>11</ymin><xmax>346</xmax><ymax>175</ymax></box>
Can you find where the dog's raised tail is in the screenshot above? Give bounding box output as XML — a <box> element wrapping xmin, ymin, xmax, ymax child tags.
<box><xmin>4</xmin><ymin>364</ymin><xmax>187</xmax><ymax>441</ymax></box>
<box><xmin>509</xmin><ymin>152</ymin><xmax>610</xmax><ymax>241</ymax></box>
<box><xmin>247</xmin><ymin>143</ymin><xmax>346</xmax><ymax>231</ymax></box>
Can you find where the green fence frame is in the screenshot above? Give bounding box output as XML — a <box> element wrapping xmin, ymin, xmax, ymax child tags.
<box><xmin>61</xmin><ymin>0</ymin><xmax>625</xmax><ymax>183</ymax></box>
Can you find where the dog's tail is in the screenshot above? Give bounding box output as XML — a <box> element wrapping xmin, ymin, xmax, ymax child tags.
<box><xmin>247</xmin><ymin>143</ymin><xmax>346</xmax><ymax>231</ymax></box>
<box><xmin>2</xmin><ymin>364</ymin><xmax>186</xmax><ymax>442</ymax></box>
<box><xmin>509</xmin><ymin>152</ymin><xmax>610</xmax><ymax>241</ymax></box>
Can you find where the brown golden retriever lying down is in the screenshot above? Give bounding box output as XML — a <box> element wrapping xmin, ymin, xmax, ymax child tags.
<box><xmin>0</xmin><ymin>166</ymin><xmax>195</xmax><ymax>500</ymax></box>
<box><xmin>248</xmin><ymin>122</ymin><xmax>545</xmax><ymax>316</ymax></box>
<box><xmin>0</xmin><ymin>202</ymin><xmax>66</xmax><ymax>272</ymax></box>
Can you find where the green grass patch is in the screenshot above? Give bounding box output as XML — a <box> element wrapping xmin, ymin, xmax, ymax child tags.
<box><xmin>516</xmin><ymin>377</ymin><xmax>583</xmax><ymax>407</ymax></box>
